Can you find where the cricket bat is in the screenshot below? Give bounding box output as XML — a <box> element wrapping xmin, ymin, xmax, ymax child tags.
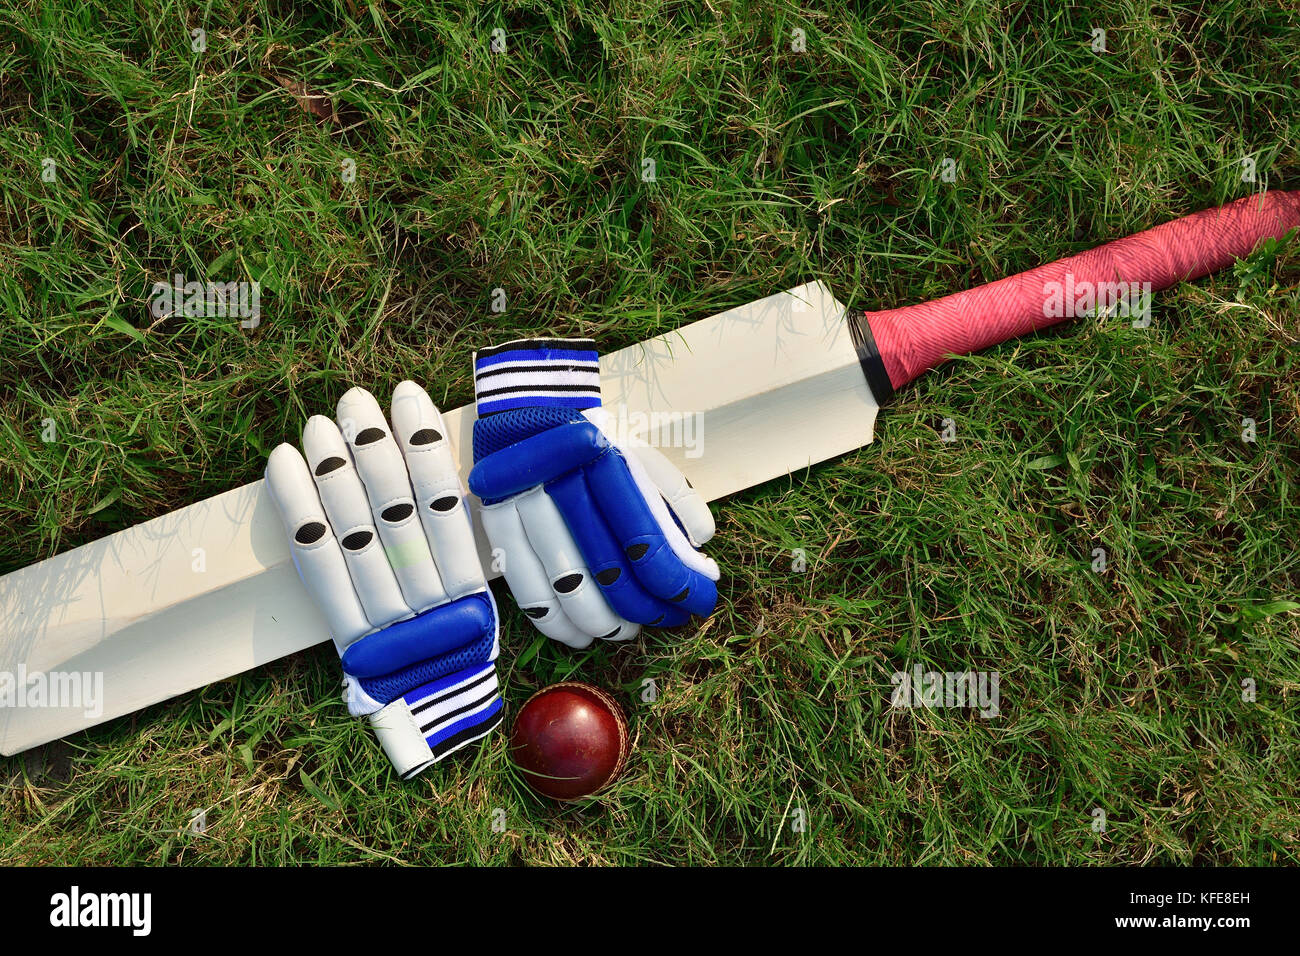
<box><xmin>3</xmin><ymin>191</ymin><xmax>1297</xmax><ymax>756</ymax></box>
<box><xmin>0</xmin><ymin>281</ymin><xmax>875</xmax><ymax>755</ymax></box>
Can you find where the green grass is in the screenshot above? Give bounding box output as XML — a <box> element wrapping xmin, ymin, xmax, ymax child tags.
<box><xmin>1</xmin><ymin>0</ymin><xmax>1298</xmax><ymax>865</ymax></box>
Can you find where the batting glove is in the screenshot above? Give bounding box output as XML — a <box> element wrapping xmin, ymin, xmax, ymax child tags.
<box><xmin>468</xmin><ymin>338</ymin><xmax>719</xmax><ymax>648</ymax></box>
<box><xmin>266</xmin><ymin>382</ymin><xmax>501</xmax><ymax>779</ymax></box>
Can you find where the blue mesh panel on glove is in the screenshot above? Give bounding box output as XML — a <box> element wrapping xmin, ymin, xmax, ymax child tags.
<box><xmin>357</xmin><ymin>628</ymin><xmax>497</xmax><ymax>705</ymax></box>
<box><xmin>473</xmin><ymin>406</ymin><xmax>586</xmax><ymax>458</ymax></box>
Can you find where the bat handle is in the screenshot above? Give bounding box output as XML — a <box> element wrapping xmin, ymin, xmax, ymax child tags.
<box><xmin>854</xmin><ymin>190</ymin><xmax>1300</xmax><ymax>396</ymax></box>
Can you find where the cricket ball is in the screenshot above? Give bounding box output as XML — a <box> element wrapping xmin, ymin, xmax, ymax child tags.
<box><xmin>510</xmin><ymin>682</ymin><xmax>629</xmax><ymax>801</ymax></box>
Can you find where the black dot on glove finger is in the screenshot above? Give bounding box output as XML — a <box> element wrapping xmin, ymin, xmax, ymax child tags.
<box><xmin>625</xmin><ymin>543</ymin><xmax>649</xmax><ymax>561</ymax></box>
<box><xmin>294</xmin><ymin>522</ymin><xmax>327</xmax><ymax>545</ymax></box>
<box><xmin>649</xmin><ymin>614</ymin><xmax>666</xmax><ymax>625</ymax></box>
<box><xmin>523</xmin><ymin>606</ymin><xmax>549</xmax><ymax>619</ymax></box>
<box><xmin>409</xmin><ymin>428</ymin><xmax>442</xmax><ymax>446</ymax></box>
<box><xmin>355</xmin><ymin>427</ymin><xmax>386</xmax><ymax>445</ymax></box>
<box><xmin>685</xmin><ymin>476</ymin><xmax>694</xmax><ymax>489</ymax></box>
<box><xmin>598</xmin><ymin>628</ymin><xmax>622</xmax><ymax>640</ymax></box>
<box><xmin>342</xmin><ymin>530</ymin><xmax>373</xmax><ymax>551</ymax></box>
<box><xmin>553</xmin><ymin>572</ymin><xmax>584</xmax><ymax>593</ymax></box>
<box><xmin>314</xmin><ymin>456</ymin><xmax>346</xmax><ymax>476</ymax></box>
<box><xmin>669</xmin><ymin>587</ymin><xmax>690</xmax><ymax>603</ymax></box>
<box><xmin>429</xmin><ymin>496</ymin><xmax>458</xmax><ymax>512</ymax></box>
<box><xmin>382</xmin><ymin>503</ymin><xmax>414</xmax><ymax>522</ymax></box>
<box><xmin>595</xmin><ymin>567</ymin><xmax>621</xmax><ymax>586</ymax></box>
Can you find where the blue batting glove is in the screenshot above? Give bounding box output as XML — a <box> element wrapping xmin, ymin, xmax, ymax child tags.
<box><xmin>467</xmin><ymin>338</ymin><xmax>720</xmax><ymax>649</ymax></box>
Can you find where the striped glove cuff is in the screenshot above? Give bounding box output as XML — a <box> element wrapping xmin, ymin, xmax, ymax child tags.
<box><xmin>369</xmin><ymin>661</ymin><xmax>503</xmax><ymax>778</ymax></box>
<box><xmin>473</xmin><ymin>338</ymin><xmax>601</xmax><ymax>417</ymax></box>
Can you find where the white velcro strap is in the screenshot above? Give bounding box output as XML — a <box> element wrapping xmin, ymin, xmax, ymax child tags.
<box><xmin>369</xmin><ymin>662</ymin><xmax>504</xmax><ymax>779</ymax></box>
<box><xmin>370</xmin><ymin>698</ymin><xmax>436</xmax><ymax>780</ymax></box>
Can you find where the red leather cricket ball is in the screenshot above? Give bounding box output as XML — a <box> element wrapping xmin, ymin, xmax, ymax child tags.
<box><xmin>510</xmin><ymin>682</ymin><xmax>629</xmax><ymax>801</ymax></box>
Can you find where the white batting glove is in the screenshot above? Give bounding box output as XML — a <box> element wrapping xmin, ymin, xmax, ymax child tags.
<box><xmin>265</xmin><ymin>382</ymin><xmax>501</xmax><ymax>779</ymax></box>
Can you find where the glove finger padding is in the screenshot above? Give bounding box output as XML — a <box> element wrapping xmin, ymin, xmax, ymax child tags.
<box><xmin>266</xmin><ymin>444</ymin><xmax>373</xmax><ymax>646</ymax></box>
<box><xmin>301</xmin><ymin>415</ymin><xmax>411</xmax><ymax>630</ymax></box>
<box><xmin>623</xmin><ymin>440</ymin><xmax>715</xmax><ymax>548</ymax></box>
<box><xmin>336</xmin><ymin>387</ymin><xmax>447</xmax><ymax>611</ymax></box>
<box><xmin>478</xmin><ymin>499</ymin><xmax>602</xmax><ymax>648</ymax></box>
<box><xmin>514</xmin><ymin>486</ymin><xmax>640</xmax><ymax>641</ymax></box>
<box><xmin>469</xmin><ymin>338</ymin><xmax>720</xmax><ymax>646</ymax></box>
<box><xmin>391</xmin><ymin>381</ymin><xmax>487</xmax><ymax>600</ymax></box>
<box><xmin>583</xmin><ymin>450</ymin><xmax>718</xmax><ymax>617</ymax></box>
<box><xmin>267</xmin><ymin>382</ymin><xmax>502</xmax><ymax>780</ymax></box>
<box><xmin>545</xmin><ymin>468</ymin><xmax>690</xmax><ymax>628</ymax></box>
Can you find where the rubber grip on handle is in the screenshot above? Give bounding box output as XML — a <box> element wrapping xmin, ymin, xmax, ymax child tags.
<box><xmin>863</xmin><ymin>191</ymin><xmax>1300</xmax><ymax>391</ymax></box>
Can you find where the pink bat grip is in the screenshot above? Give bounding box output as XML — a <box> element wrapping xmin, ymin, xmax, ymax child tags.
<box><xmin>863</xmin><ymin>191</ymin><xmax>1300</xmax><ymax>391</ymax></box>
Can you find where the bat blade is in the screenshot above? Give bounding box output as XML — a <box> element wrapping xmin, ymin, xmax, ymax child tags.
<box><xmin>0</xmin><ymin>281</ymin><xmax>875</xmax><ymax>755</ymax></box>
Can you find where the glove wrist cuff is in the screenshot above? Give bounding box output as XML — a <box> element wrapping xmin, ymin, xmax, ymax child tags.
<box><xmin>369</xmin><ymin>661</ymin><xmax>503</xmax><ymax>779</ymax></box>
<box><xmin>474</xmin><ymin>338</ymin><xmax>601</xmax><ymax>417</ymax></box>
